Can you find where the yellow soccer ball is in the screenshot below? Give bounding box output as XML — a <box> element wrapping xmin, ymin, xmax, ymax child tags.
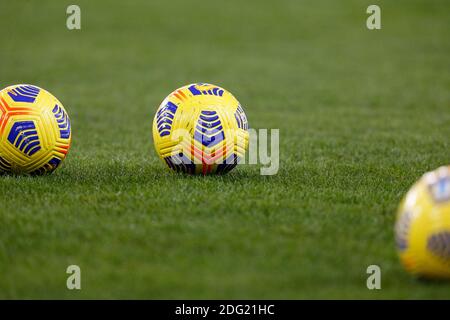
<box><xmin>152</xmin><ymin>83</ymin><xmax>249</xmax><ymax>174</ymax></box>
<box><xmin>395</xmin><ymin>166</ymin><xmax>450</xmax><ymax>279</ymax></box>
<box><xmin>0</xmin><ymin>84</ymin><xmax>71</xmax><ymax>174</ymax></box>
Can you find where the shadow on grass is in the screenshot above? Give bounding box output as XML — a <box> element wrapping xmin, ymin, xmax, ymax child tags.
<box><xmin>0</xmin><ymin>159</ymin><xmax>268</xmax><ymax>187</ymax></box>
<box><xmin>414</xmin><ymin>276</ymin><xmax>450</xmax><ymax>286</ymax></box>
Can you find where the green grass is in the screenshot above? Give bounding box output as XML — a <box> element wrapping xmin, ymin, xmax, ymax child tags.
<box><xmin>0</xmin><ymin>0</ymin><xmax>449</xmax><ymax>299</ymax></box>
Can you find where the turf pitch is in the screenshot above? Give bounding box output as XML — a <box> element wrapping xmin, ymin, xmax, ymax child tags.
<box><xmin>0</xmin><ymin>0</ymin><xmax>449</xmax><ymax>298</ymax></box>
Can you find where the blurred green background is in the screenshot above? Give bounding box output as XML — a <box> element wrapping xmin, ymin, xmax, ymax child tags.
<box><xmin>0</xmin><ymin>0</ymin><xmax>449</xmax><ymax>298</ymax></box>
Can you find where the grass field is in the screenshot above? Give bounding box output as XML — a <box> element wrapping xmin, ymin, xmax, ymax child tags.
<box><xmin>0</xmin><ymin>0</ymin><xmax>449</xmax><ymax>299</ymax></box>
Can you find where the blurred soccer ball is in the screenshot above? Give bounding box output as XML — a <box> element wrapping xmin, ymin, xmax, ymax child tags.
<box><xmin>395</xmin><ymin>166</ymin><xmax>450</xmax><ymax>279</ymax></box>
<box><xmin>152</xmin><ymin>83</ymin><xmax>249</xmax><ymax>174</ymax></box>
<box><xmin>0</xmin><ymin>84</ymin><xmax>71</xmax><ymax>174</ymax></box>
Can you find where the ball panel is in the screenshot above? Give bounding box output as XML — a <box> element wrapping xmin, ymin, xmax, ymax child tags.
<box><xmin>0</xmin><ymin>154</ymin><xmax>12</xmax><ymax>172</ymax></box>
<box><xmin>5</xmin><ymin>85</ymin><xmax>40</xmax><ymax>104</ymax></box>
<box><xmin>395</xmin><ymin>208</ymin><xmax>412</xmax><ymax>252</ymax></box>
<box><xmin>427</xmin><ymin>232</ymin><xmax>450</xmax><ymax>262</ymax></box>
<box><xmin>155</xmin><ymin>100</ymin><xmax>178</xmax><ymax>138</ymax></box>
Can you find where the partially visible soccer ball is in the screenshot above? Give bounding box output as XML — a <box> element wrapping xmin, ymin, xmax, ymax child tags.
<box><xmin>152</xmin><ymin>83</ymin><xmax>249</xmax><ymax>174</ymax></box>
<box><xmin>395</xmin><ymin>166</ymin><xmax>450</xmax><ymax>279</ymax></box>
<box><xmin>0</xmin><ymin>84</ymin><xmax>71</xmax><ymax>174</ymax></box>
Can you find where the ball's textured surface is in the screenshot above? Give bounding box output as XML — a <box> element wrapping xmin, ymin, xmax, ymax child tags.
<box><xmin>153</xmin><ymin>83</ymin><xmax>249</xmax><ymax>174</ymax></box>
<box><xmin>0</xmin><ymin>85</ymin><xmax>71</xmax><ymax>174</ymax></box>
<box><xmin>395</xmin><ymin>166</ymin><xmax>450</xmax><ymax>279</ymax></box>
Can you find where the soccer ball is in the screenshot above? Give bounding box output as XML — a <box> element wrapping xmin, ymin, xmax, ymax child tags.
<box><xmin>395</xmin><ymin>166</ymin><xmax>450</xmax><ymax>279</ymax></box>
<box><xmin>152</xmin><ymin>83</ymin><xmax>249</xmax><ymax>174</ymax></box>
<box><xmin>0</xmin><ymin>84</ymin><xmax>71</xmax><ymax>174</ymax></box>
